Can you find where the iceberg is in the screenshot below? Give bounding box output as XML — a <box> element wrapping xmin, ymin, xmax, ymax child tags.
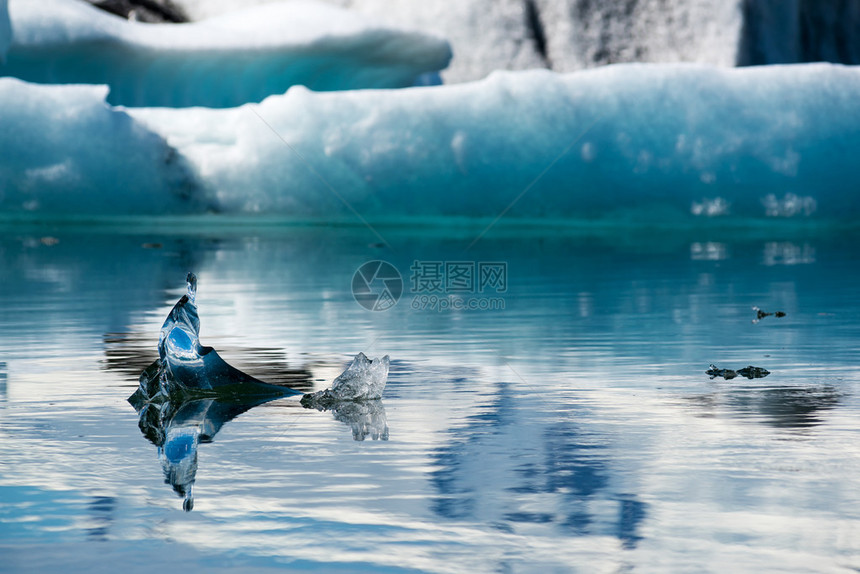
<box><xmin>301</xmin><ymin>352</ymin><xmax>389</xmax><ymax>407</ymax></box>
<box><xmin>129</xmin><ymin>63</ymin><xmax>860</xmax><ymax>220</ymax></box>
<box><xmin>0</xmin><ymin>77</ymin><xmax>204</xmax><ymax>215</ymax></box>
<box><xmin>1</xmin><ymin>0</ymin><xmax>452</xmax><ymax>107</ymax></box>
<box><xmin>3</xmin><ymin>63</ymin><xmax>859</xmax><ymax>219</ymax></box>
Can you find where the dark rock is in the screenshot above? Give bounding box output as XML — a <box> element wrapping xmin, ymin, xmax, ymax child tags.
<box><xmin>87</xmin><ymin>0</ymin><xmax>187</xmax><ymax>23</ymax></box>
<box><xmin>740</xmin><ymin>0</ymin><xmax>860</xmax><ymax>66</ymax></box>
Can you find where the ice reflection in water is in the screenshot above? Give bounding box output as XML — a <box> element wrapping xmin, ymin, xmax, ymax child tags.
<box><xmin>310</xmin><ymin>399</ymin><xmax>389</xmax><ymax>441</ymax></box>
<box><xmin>132</xmin><ymin>393</ymin><xmax>283</xmax><ymax>511</ymax></box>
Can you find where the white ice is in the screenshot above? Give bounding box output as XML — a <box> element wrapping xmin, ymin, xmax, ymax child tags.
<box><xmin>329</xmin><ymin>352</ymin><xmax>390</xmax><ymax>401</ymax></box>
<box><xmin>130</xmin><ymin>63</ymin><xmax>860</xmax><ymax>220</ymax></box>
<box><xmin>303</xmin><ymin>353</ymin><xmax>390</xmax><ymax>405</ymax></box>
<box><xmin>1</xmin><ymin>0</ymin><xmax>451</xmax><ymax>106</ymax></box>
<box><xmin>3</xmin><ymin>62</ymin><xmax>859</xmax><ymax>219</ymax></box>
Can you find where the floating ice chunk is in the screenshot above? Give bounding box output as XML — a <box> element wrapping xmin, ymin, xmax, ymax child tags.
<box><xmin>330</xmin><ymin>352</ymin><xmax>390</xmax><ymax>400</ymax></box>
<box><xmin>134</xmin><ymin>272</ymin><xmax>301</xmax><ymax>400</ymax></box>
<box><xmin>301</xmin><ymin>353</ymin><xmax>389</xmax><ymax>407</ymax></box>
<box><xmin>300</xmin><ymin>353</ymin><xmax>391</xmax><ymax>439</ymax></box>
<box><xmin>762</xmin><ymin>242</ymin><xmax>816</xmax><ymax>266</ymax></box>
<box><xmin>1</xmin><ymin>0</ymin><xmax>452</xmax><ymax>107</ymax></box>
<box><xmin>176</xmin><ymin>0</ymin><xmax>547</xmax><ymax>83</ymax></box>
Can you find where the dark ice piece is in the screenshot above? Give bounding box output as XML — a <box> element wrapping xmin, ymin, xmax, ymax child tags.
<box><xmin>707</xmin><ymin>364</ymin><xmax>770</xmax><ymax>380</ymax></box>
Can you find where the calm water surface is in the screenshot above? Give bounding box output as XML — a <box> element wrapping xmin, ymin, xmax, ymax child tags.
<box><xmin>1</xmin><ymin>221</ymin><xmax>859</xmax><ymax>573</ymax></box>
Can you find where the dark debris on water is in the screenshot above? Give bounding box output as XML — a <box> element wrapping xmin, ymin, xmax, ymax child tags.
<box><xmin>752</xmin><ymin>306</ymin><xmax>787</xmax><ymax>324</ymax></box>
<box><xmin>707</xmin><ymin>364</ymin><xmax>771</xmax><ymax>380</ymax></box>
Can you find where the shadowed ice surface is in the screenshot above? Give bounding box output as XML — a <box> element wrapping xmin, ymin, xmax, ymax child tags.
<box><xmin>0</xmin><ymin>221</ymin><xmax>859</xmax><ymax>572</ymax></box>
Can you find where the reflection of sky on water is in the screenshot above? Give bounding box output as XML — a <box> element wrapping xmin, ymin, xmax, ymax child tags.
<box><xmin>431</xmin><ymin>380</ymin><xmax>648</xmax><ymax>549</ymax></box>
<box><xmin>0</xmin><ymin>224</ymin><xmax>859</xmax><ymax>572</ymax></box>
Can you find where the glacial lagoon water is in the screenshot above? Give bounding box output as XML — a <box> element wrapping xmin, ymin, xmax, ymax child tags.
<box><xmin>1</xmin><ymin>219</ymin><xmax>859</xmax><ymax>573</ymax></box>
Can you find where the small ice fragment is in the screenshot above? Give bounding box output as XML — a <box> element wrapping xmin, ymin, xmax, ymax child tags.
<box><xmin>301</xmin><ymin>353</ymin><xmax>390</xmax><ymax>407</ymax></box>
<box><xmin>330</xmin><ymin>352</ymin><xmax>389</xmax><ymax>400</ymax></box>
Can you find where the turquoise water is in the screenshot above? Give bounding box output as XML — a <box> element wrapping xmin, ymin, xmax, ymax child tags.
<box><xmin>1</xmin><ymin>220</ymin><xmax>859</xmax><ymax>573</ymax></box>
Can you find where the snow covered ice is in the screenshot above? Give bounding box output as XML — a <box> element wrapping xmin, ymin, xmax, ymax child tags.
<box><xmin>3</xmin><ymin>62</ymin><xmax>860</xmax><ymax>219</ymax></box>
<box><xmin>1</xmin><ymin>0</ymin><xmax>451</xmax><ymax>107</ymax></box>
<box><xmin>301</xmin><ymin>352</ymin><xmax>390</xmax><ymax>407</ymax></box>
<box><xmin>130</xmin><ymin>63</ymin><xmax>860</xmax><ymax>221</ymax></box>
